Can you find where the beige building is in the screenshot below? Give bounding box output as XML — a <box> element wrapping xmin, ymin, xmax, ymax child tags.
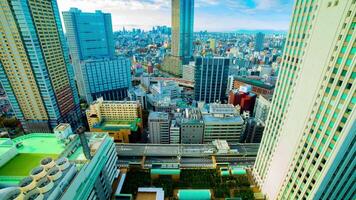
<box><xmin>86</xmin><ymin>98</ymin><xmax>143</xmax><ymax>143</ymax></box>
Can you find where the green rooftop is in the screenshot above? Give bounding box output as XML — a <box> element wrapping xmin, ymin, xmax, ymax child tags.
<box><xmin>151</xmin><ymin>168</ymin><xmax>181</xmax><ymax>175</ymax></box>
<box><xmin>93</xmin><ymin>118</ymin><xmax>141</xmax><ymax>132</ymax></box>
<box><xmin>0</xmin><ymin>133</ymin><xmax>81</xmax><ymax>185</ymax></box>
<box><xmin>231</xmin><ymin>167</ymin><xmax>247</xmax><ymax>175</ymax></box>
<box><xmin>235</xmin><ymin>77</ymin><xmax>275</xmax><ymax>90</ymax></box>
<box><xmin>178</xmin><ymin>189</ymin><xmax>211</xmax><ymax>200</ymax></box>
<box><xmin>0</xmin><ymin>153</ymin><xmax>58</xmax><ymax>176</ymax></box>
<box><xmin>12</xmin><ymin>133</ymin><xmax>65</xmax><ymax>154</ymax></box>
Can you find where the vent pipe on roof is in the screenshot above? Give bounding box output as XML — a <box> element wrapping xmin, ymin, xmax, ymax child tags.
<box><xmin>75</xmin><ymin>126</ymin><xmax>92</xmax><ymax>160</ymax></box>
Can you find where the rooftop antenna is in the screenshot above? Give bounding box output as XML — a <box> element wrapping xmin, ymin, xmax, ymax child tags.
<box><xmin>75</xmin><ymin>126</ymin><xmax>92</xmax><ymax>160</ymax></box>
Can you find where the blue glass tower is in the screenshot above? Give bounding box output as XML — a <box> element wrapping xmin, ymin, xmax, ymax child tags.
<box><xmin>63</xmin><ymin>8</ymin><xmax>131</xmax><ymax>103</ymax></box>
<box><xmin>194</xmin><ymin>57</ymin><xmax>230</xmax><ymax>103</ymax></box>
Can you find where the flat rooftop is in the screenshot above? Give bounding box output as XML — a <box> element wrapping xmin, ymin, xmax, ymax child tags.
<box><xmin>0</xmin><ymin>133</ymin><xmax>83</xmax><ymax>185</ymax></box>
<box><xmin>93</xmin><ymin>119</ymin><xmax>141</xmax><ymax>131</ymax></box>
<box><xmin>203</xmin><ymin>115</ymin><xmax>244</xmax><ymax>124</ymax></box>
<box><xmin>13</xmin><ymin>134</ymin><xmax>65</xmax><ymax>154</ymax></box>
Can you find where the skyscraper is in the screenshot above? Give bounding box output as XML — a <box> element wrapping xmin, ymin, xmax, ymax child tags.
<box><xmin>161</xmin><ymin>0</ymin><xmax>194</xmax><ymax>76</ymax></box>
<box><xmin>63</xmin><ymin>8</ymin><xmax>131</xmax><ymax>102</ymax></box>
<box><xmin>194</xmin><ymin>57</ymin><xmax>230</xmax><ymax>103</ymax></box>
<box><xmin>254</xmin><ymin>32</ymin><xmax>265</xmax><ymax>52</ymax></box>
<box><xmin>253</xmin><ymin>1</ymin><xmax>355</xmax><ymax>199</ymax></box>
<box><xmin>171</xmin><ymin>0</ymin><xmax>194</xmax><ymax>62</ymax></box>
<box><xmin>0</xmin><ymin>0</ymin><xmax>81</xmax><ymax>132</ymax></box>
<box><xmin>62</xmin><ymin>8</ymin><xmax>114</xmax><ymax>60</ymax></box>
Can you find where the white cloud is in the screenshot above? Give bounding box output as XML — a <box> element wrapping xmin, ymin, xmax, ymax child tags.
<box><xmin>57</xmin><ymin>0</ymin><xmax>292</xmax><ymax>31</ymax></box>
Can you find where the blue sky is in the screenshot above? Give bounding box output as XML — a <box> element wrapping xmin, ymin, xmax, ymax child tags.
<box><xmin>57</xmin><ymin>0</ymin><xmax>294</xmax><ymax>32</ymax></box>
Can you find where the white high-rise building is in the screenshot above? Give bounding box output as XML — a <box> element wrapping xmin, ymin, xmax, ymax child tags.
<box><xmin>253</xmin><ymin>1</ymin><xmax>355</xmax><ymax>200</ymax></box>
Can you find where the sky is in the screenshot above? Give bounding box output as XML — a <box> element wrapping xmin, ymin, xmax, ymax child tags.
<box><xmin>57</xmin><ymin>0</ymin><xmax>294</xmax><ymax>32</ymax></box>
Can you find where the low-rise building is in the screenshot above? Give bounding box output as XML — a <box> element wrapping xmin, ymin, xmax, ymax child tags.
<box><xmin>201</xmin><ymin>103</ymin><xmax>244</xmax><ymax>143</ymax></box>
<box><xmin>0</xmin><ymin>124</ymin><xmax>118</xmax><ymax>200</ymax></box>
<box><xmin>148</xmin><ymin>112</ymin><xmax>170</xmax><ymax>144</ymax></box>
<box><xmin>170</xmin><ymin>120</ymin><xmax>180</xmax><ymax>144</ymax></box>
<box><xmin>253</xmin><ymin>95</ymin><xmax>272</xmax><ymax>123</ymax></box>
<box><xmin>86</xmin><ymin>98</ymin><xmax>143</xmax><ymax>143</ymax></box>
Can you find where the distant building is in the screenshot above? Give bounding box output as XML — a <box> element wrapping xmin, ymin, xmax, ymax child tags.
<box><xmin>233</xmin><ymin>77</ymin><xmax>274</xmax><ymax>96</ymax></box>
<box><xmin>202</xmin><ymin>104</ymin><xmax>244</xmax><ymax>143</ymax></box>
<box><xmin>79</xmin><ymin>57</ymin><xmax>131</xmax><ymax>102</ymax></box>
<box><xmin>194</xmin><ymin>57</ymin><xmax>230</xmax><ymax>103</ymax></box>
<box><xmin>255</xmin><ymin>32</ymin><xmax>265</xmax><ymax>51</ymax></box>
<box><xmin>0</xmin><ymin>0</ymin><xmax>81</xmax><ymax>132</ymax></box>
<box><xmin>182</xmin><ymin>62</ymin><xmax>195</xmax><ymax>82</ymax></box>
<box><xmin>62</xmin><ymin>8</ymin><xmax>114</xmax><ymax>60</ymax></box>
<box><xmin>129</xmin><ymin>87</ymin><xmax>148</xmax><ymax>110</ymax></box>
<box><xmin>148</xmin><ymin>112</ymin><xmax>170</xmax><ymax>144</ymax></box>
<box><xmin>170</xmin><ymin>120</ymin><xmax>180</xmax><ymax>144</ymax></box>
<box><xmin>228</xmin><ymin>86</ymin><xmax>257</xmax><ymax>114</ymax></box>
<box><xmin>86</xmin><ymin>98</ymin><xmax>143</xmax><ymax>143</ymax></box>
<box><xmin>0</xmin><ymin>124</ymin><xmax>117</xmax><ymax>200</ymax></box>
<box><xmin>253</xmin><ymin>95</ymin><xmax>271</xmax><ymax>123</ymax></box>
<box><xmin>180</xmin><ymin>108</ymin><xmax>204</xmax><ymax>144</ymax></box>
<box><xmin>63</xmin><ymin>8</ymin><xmax>131</xmax><ymax>102</ymax></box>
<box><xmin>171</xmin><ymin>0</ymin><xmax>194</xmax><ymax>63</ymax></box>
<box><xmin>241</xmin><ymin>118</ymin><xmax>265</xmax><ymax>143</ymax></box>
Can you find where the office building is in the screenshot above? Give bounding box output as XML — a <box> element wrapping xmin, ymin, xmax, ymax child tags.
<box><xmin>255</xmin><ymin>32</ymin><xmax>265</xmax><ymax>51</ymax></box>
<box><xmin>79</xmin><ymin>57</ymin><xmax>131</xmax><ymax>102</ymax></box>
<box><xmin>170</xmin><ymin>120</ymin><xmax>180</xmax><ymax>144</ymax></box>
<box><xmin>86</xmin><ymin>98</ymin><xmax>143</xmax><ymax>143</ymax></box>
<box><xmin>62</xmin><ymin>8</ymin><xmax>114</xmax><ymax>60</ymax></box>
<box><xmin>253</xmin><ymin>1</ymin><xmax>355</xmax><ymax>199</ymax></box>
<box><xmin>180</xmin><ymin>108</ymin><xmax>204</xmax><ymax>144</ymax></box>
<box><xmin>0</xmin><ymin>124</ymin><xmax>118</xmax><ymax>200</ymax></box>
<box><xmin>63</xmin><ymin>8</ymin><xmax>131</xmax><ymax>102</ymax></box>
<box><xmin>241</xmin><ymin>118</ymin><xmax>265</xmax><ymax>143</ymax></box>
<box><xmin>233</xmin><ymin>77</ymin><xmax>275</xmax><ymax>96</ymax></box>
<box><xmin>253</xmin><ymin>95</ymin><xmax>271</xmax><ymax>123</ymax></box>
<box><xmin>0</xmin><ymin>0</ymin><xmax>81</xmax><ymax>132</ymax></box>
<box><xmin>171</xmin><ymin>0</ymin><xmax>194</xmax><ymax>62</ymax></box>
<box><xmin>182</xmin><ymin>62</ymin><xmax>195</xmax><ymax>82</ymax></box>
<box><xmin>228</xmin><ymin>86</ymin><xmax>257</xmax><ymax>114</ymax></box>
<box><xmin>202</xmin><ymin>104</ymin><xmax>244</xmax><ymax>143</ymax></box>
<box><xmin>194</xmin><ymin>57</ymin><xmax>230</xmax><ymax>103</ymax></box>
<box><xmin>161</xmin><ymin>0</ymin><xmax>194</xmax><ymax>76</ymax></box>
<box><xmin>148</xmin><ymin>112</ymin><xmax>170</xmax><ymax>144</ymax></box>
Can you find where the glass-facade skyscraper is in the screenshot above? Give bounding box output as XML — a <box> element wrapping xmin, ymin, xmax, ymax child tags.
<box><xmin>63</xmin><ymin>8</ymin><xmax>131</xmax><ymax>103</ymax></box>
<box><xmin>253</xmin><ymin>0</ymin><xmax>355</xmax><ymax>199</ymax></box>
<box><xmin>254</xmin><ymin>32</ymin><xmax>265</xmax><ymax>52</ymax></box>
<box><xmin>0</xmin><ymin>0</ymin><xmax>81</xmax><ymax>132</ymax></box>
<box><xmin>194</xmin><ymin>57</ymin><xmax>230</xmax><ymax>103</ymax></box>
<box><xmin>172</xmin><ymin>0</ymin><xmax>194</xmax><ymax>63</ymax></box>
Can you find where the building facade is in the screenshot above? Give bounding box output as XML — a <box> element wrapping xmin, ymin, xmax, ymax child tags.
<box><xmin>253</xmin><ymin>1</ymin><xmax>356</xmax><ymax>199</ymax></box>
<box><xmin>80</xmin><ymin>58</ymin><xmax>131</xmax><ymax>102</ymax></box>
<box><xmin>86</xmin><ymin>98</ymin><xmax>143</xmax><ymax>143</ymax></box>
<box><xmin>194</xmin><ymin>57</ymin><xmax>230</xmax><ymax>103</ymax></box>
<box><xmin>62</xmin><ymin>8</ymin><xmax>131</xmax><ymax>103</ymax></box>
<box><xmin>148</xmin><ymin>112</ymin><xmax>170</xmax><ymax>144</ymax></box>
<box><xmin>0</xmin><ymin>124</ymin><xmax>118</xmax><ymax>200</ymax></box>
<box><xmin>0</xmin><ymin>0</ymin><xmax>81</xmax><ymax>132</ymax></box>
<box><xmin>201</xmin><ymin>104</ymin><xmax>244</xmax><ymax>143</ymax></box>
<box><xmin>253</xmin><ymin>95</ymin><xmax>271</xmax><ymax>123</ymax></box>
<box><xmin>171</xmin><ymin>0</ymin><xmax>194</xmax><ymax>62</ymax></box>
<box><xmin>254</xmin><ymin>32</ymin><xmax>265</xmax><ymax>52</ymax></box>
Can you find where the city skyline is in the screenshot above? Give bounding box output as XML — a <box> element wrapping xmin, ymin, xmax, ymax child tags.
<box><xmin>57</xmin><ymin>0</ymin><xmax>294</xmax><ymax>32</ymax></box>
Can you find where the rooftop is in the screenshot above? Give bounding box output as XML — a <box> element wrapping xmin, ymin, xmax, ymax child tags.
<box><xmin>0</xmin><ymin>132</ymin><xmax>108</xmax><ymax>186</ymax></box>
<box><xmin>93</xmin><ymin>118</ymin><xmax>141</xmax><ymax>131</ymax></box>
<box><xmin>235</xmin><ymin>76</ymin><xmax>275</xmax><ymax>90</ymax></box>
<box><xmin>203</xmin><ymin>115</ymin><xmax>244</xmax><ymax>124</ymax></box>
